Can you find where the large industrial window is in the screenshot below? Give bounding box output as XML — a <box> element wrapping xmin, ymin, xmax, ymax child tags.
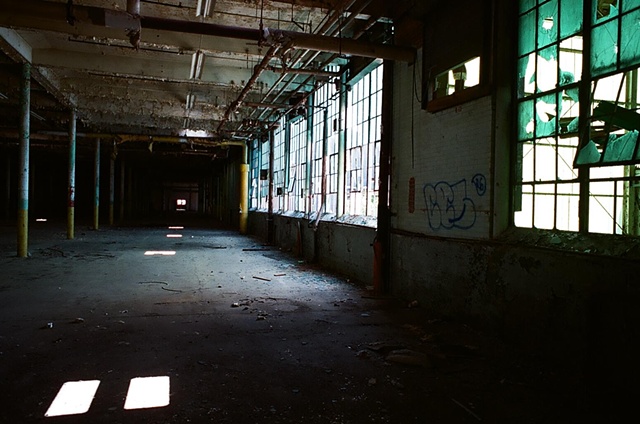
<box><xmin>272</xmin><ymin>123</ymin><xmax>286</xmax><ymax>212</ymax></box>
<box><xmin>346</xmin><ymin>64</ymin><xmax>382</xmax><ymax>217</ymax></box>
<box><xmin>311</xmin><ymin>85</ymin><xmax>328</xmax><ymax>216</ymax></box>
<box><xmin>515</xmin><ymin>0</ymin><xmax>640</xmax><ymax>235</ymax></box>
<box><xmin>259</xmin><ymin>137</ymin><xmax>270</xmax><ymax>210</ymax></box>
<box><xmin>286</xmin><ymin>118</ymin><xmax>307</xmax><ymax>212</ymax></box>
<box><xmin>248</xmin><ymin>64</ymin><xmax>383</xmax><ymax>226</ymax></box>
<box><xmin>250</xmin><ymin>139</ymin><xmax>260</xmax><ymax>209</ymax></box>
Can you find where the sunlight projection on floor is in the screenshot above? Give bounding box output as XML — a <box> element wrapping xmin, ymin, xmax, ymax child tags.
<box><xmin>168</xmin><ymin>226</ymin><xmax>184</xmax><ymax>230</ymax></box>
<box><xmin>166</xmin><ymin>234</ymin><xmax>183</xmax><ymax>238</ymax></box>
<box><xmin>144</xmin><ymin>251</ymin><xmax>177</xmax><ymax>256</ymax></box>
<box><xmin>123</xmin><ymin>376</ymin><xmax>170</xmax><ymax>410</ymax></box>
<box><xmin>44</xmin><ymin>380</ymin><xmax>100</xmax><ymax>417</ymax></box>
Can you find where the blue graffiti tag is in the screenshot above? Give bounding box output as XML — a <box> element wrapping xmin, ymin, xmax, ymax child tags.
<box><xmin>423</xmin><ymin>179</ymin><xmax>477</xmax><ymax>230</ymax></box>
<box><xmin>471</xmin><ymin>174</ymin><xmax>487</xmax><ymax>197</ymax></box>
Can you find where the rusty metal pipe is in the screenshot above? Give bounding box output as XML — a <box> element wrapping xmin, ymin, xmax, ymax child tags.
<box><xmin>127</xmin><ymin>0</ymin><xmax>140</xmax><ymax>16</ymax></box>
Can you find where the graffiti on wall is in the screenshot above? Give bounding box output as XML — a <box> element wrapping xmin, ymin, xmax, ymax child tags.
<box><xmin>423</xmin><ymin>174</ymin><xmax>486</xmax><ymax>230</ymax></box>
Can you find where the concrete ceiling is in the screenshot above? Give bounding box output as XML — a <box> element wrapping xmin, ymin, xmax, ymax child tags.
<box><xmin>0</xmin><ymin>0</ymin><xmax>418</xmax><ymax>153</ymax></box>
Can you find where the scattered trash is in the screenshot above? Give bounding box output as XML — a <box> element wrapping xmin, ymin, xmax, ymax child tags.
<box><xmin>385</xmin><ymin>349</ymin><xmax>432</xmax><ymax>368</ymax></box>
<box><xmin>41</xmin><ymin>322</ymin><xmax>54</xmax><ymax>329</ymax></box>
<box><xmin>273</xmin><ymin>273</ymin><xmax>286</xmax><ymax>277</ymax></box>
<box><xmin>116</xmin><ymin>320</ymin><xmax>125</xmax><ymax>324</ymax></box>
<box><xmin>252</xmin><ymin>276</ymin><xmax>271</xmax><ymax>282</ymax></box>
<box><xmin>161</xmin><ymin>287</ymin><xmax>184</xmax><ymax>293</ymax></box>
<box><xmin>451</xmin><ymin>398</ymin><xmax>482</xmax><ymax>421</ymax></box>
<box><xmin>355</xmin><ymin>350</ymin><xmax>370</xmax><ymax>359</ymax></box>
<box><xmin>292</xmin><ymin>389</ymin><xmax>300</xmax><ymax>394</ymax></box>
<box><xmin>231</xmin><ymin>303</ymin><xmax>240</xmax><ymax>308</ymax></box>
<box><xmin>120</xmin><ymin>310</ymin><xmax>128</xmax><ymax>314</ymax></box>
<box><xmin>117</xmin><ymin>341</ymin><xmax>130</xmax><ymax>346</ymax></box>
<box><xmin>138</xmin><ymin>281</ymin><xmax>168</xmax><ymax>286</ymax></box>
<box><xmin>368</xmin><ymin>378</ymin><xmax>377</xmax><ymax>386</ymax></box>
<box><xmin>71</xmin><ymin>318</ymin><xmax>85</xmax><ymax>324</ymax></box>
<box><xmin>360</xmin><ymin>313</ymin><xmax>370</xmax><ymax>317</ymax></box>
<box><xmin>408</xmin><ymin>300</ymin><xmax>419</xmax><ymax>308</ymax></box>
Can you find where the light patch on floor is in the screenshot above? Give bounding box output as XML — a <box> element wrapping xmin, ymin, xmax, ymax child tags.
<box><xmin>44</xmin><ymin>380</ymin><xmax>100</xmax><ymax>417</ymax></box>
<box><xmin>144</xmin><ymin>251</ymin><xmax>177</xmax><ymax>256</ymax></box>
<box><xmin>123</xmin><ymin>376</ymin><xmax>170</xmax><ymax>410</ymax></box>
<box><xmin>166</xmin><ymin>234</ymin><xmax>183</xmax><ymax>238</ymax></box>
<box><xmin>36</xmin><ymin>218</ymin><xmax>48</xmax><ymax>222</ymax></box>
<box><xmin>168</xmin><ymin>226</ymin><xmax>184</xmax><ymax>230</ymax></box>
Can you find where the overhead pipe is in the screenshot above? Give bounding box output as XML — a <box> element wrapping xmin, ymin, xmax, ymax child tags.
<box><xmin>139</xmin><ymin>17</ymin><xmax>414</xmax><ymax>62</ymax></box>
<box><xmin>240</xmin><ymin>2</ymin><xmax>370</xmax><ymax>133</ymax></box>
<box><xmin>257</xmin><ymin>16</ymin><xmax>378</xmax><ymax>125</ymax></box>
<box><xmin>253</xmin><ymin>13</ymin><xmax>378</xmax><ymax>125</ymax></box>
<box><xmin>67</xmin><ymin>109</ymin><xmax>77</xmax><ymax>240</ymax></box>
<box><xmin>217</xmin><ymin>45</ymin><xmax>281</xmax><ymax>133</ymax></box>
<box><xmin>266</xmin><ymin>65</ymin><xmax>341</xmax><ymax>78</ymax></box>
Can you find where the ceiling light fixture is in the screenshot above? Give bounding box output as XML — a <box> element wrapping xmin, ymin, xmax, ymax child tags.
<box><xmin>189</xmin><ymin>50</ymin><xmax>205</xmax><ymax>79</ymax></box>
<box><xmin>196</xmin><ymin>0</ymin><xmax>214</xmax><ymax>17</ymax></box>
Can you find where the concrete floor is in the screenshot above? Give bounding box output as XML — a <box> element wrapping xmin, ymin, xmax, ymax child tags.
<box><xmin>0</xmin><ymin>218</ymin><xmax>586</xmax><ymax>423</ymax></box>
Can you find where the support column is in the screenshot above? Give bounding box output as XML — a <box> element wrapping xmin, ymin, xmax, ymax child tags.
<box><xmin>337</xmin><ymin>72</ymin><xmax>347</xmax><ymax>217</ymax></box>
<box><xmin>67</xmin><ymin>109</ymin><xmax>76</xmax><ymax>240</ymax></box>
<box><xmin>93</xmin><ymin>139</ymin><xmax>100</xmax><ymax>230</ymax></box>
<box><xmin>17</xmin><ymin>62</ymin><xmax>30</xmax><ymax>258</ymax></box>
<box><xmin>239</xmin><ymin>143</ymin><xmax>249</xmax><ymax>234</ymax></box>
<box><xmin>119</xmin><ymin>160</ymin><xmax>125</xmax><ymax>222</ymax></box>
<box><xmin>109</xmin><ymin>152</ymin><xmax>115</xmax><ymax>225</ymax></box>
<box><xmin>6</xmin><ymin>153</ymin><xmax>11</xmax><ymax>219</ymax></box>
<box><xmin>267</xmin><ymin>130</ymin><xmax>275</xmax><ymax>243</ymax></box>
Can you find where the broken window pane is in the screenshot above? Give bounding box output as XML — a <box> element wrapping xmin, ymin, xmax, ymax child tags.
<box><xmin>536</xmin><ymin>140</ymin><xmax>559</xmax><ymax>181</ymax></box>
<box><xmin>559</xmin><ymin>37</ymin><xmax>583</xmax><ymax>85</ymax></box>
<box><xmin>594</xmin><ymin>0</ymin><xmax>619</xmax><ymax>23</ymax></box>
<box><xmin>603</xmin><ymin>130</ymin><xmax>639</xmax><ymax>162</ymax></box>
<box><xmin>534</xmin><ymin>184</ymin><xmax>556</xmax><ymax>229</ymax></box>
<box><xmin>556</xmin><ymin>183</ymin><xmax>580</xmax><ymax>231</ymax></box>
<box><xmin>518</xmin><ymin>55</ymin><xmax>535</xmax><ymax>98</ymax></box>
<box><xmin>538</xmin><ymin>0</ymin><xmax>559</xmax><ymax>49</ymax></box>
<box><xmin>519</xmin><ymin>99</ymin><xmax>535</xmax><ymax>140</ymax></box>
<box><xmin>620</xmin><ymin>9</ymin><xmax>640</xmax><ymax>68</ymax></box>
<box><xmin>591</xmin><ymin>19</ymin><xmax>619</xmax><ymax>75</ymax></box>
<box><xmin>561</xmin><ymin>0</ymin><xmax>584</xmax><ymax>38</ymax></box>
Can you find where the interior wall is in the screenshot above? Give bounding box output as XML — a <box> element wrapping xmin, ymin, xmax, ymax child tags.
<box><xmin>249</xmin><ymin>211</ymin><xmax>375</xmax><ymax>284</ymax></box>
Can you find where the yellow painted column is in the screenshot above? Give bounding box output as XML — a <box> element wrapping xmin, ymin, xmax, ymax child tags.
<box><xmin>17</xmin><ymin>62</ymin><xmax>30</xmax><ymax>258</ymax></box>
<box><xmin>239</xmin><ymin>162</ymin><xmax>249</xmax><ymax>234</ymax></box>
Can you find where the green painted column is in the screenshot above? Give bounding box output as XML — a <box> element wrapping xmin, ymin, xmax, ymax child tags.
<box><xmin>17</xmin><ymin>62</ymin><xmax>30</xmax><ymax>258</ymax></box>
<box><xmin>67</xmin><ymin>110</ymin><xmax>76</xmax><ymax>240</ymax></box>
<box><xmin>109</xmin><ymin>152</ymin><xmax>115</xmax><ymax>225</ymax></box>
<box><xmin>93</xmin><ymin>139</ymin><xmax>100</xmax><ymax>230</ymax></box>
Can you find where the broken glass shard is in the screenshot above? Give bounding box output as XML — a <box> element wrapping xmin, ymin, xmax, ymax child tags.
<box><xmin>576</xmin><ymin>140</ymin><xmax>602</xmax><ymax>165</ymax></box>
<box><xmin>603</xmin><ymin>131</ymin><xmax>638</xmax><ymax>162</ymax></box>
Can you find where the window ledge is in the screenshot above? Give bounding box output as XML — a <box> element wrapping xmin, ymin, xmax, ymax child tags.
<box><xmin>426</xmin><ymin>84</ymin><xmax>491</xmax><ymax>113</ymax></box>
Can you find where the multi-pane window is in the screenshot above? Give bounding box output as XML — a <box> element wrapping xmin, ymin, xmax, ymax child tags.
<box><xmin>272</xmin><ymin>122</ymin><xmax>286</xmax><ymax>212</ymax></box>
<box><xmin>250</xmin><ymin>139</ymin><xmax>260</xmax><ymax>209</ymax></box>
<box><xmin>259</xmin><ymin>138</ymin><xmax>270</xmax><ymax>210</ymax></box>
<box><xmin>286</xmin><ymin>117</ymin><xmax>308</xmax><ymax>212</ymax></box>
<box><xmin>247</xmin><ymin>64</ymin><xmax>383</xmax><ymax>226</ymax></box>
<box><xmin>346</xmin><ymin>64</ymin><xmax>383</xmax><ymax>217</ymax></box>
<box><xmin>515</xmin><ymin>0</ymin><xmax>640</xmax><ymax>235</ymax></box>
<box><xmin>311</xmin><ymin>87</ymin><xmax>327</xmax><ymax>215</ymax></box>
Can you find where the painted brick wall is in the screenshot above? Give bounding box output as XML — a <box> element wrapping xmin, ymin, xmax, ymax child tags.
<box><xmin>392</xmin><ymin>53</ymin><xmax>493</xmax><ymax>240</ymax></box>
